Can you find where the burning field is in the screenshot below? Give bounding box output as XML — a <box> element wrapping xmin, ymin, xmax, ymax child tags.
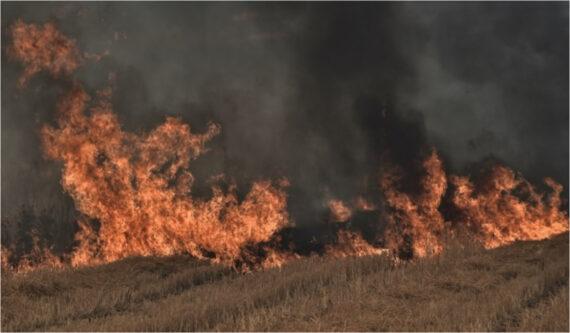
<box><xmin>1</xmin><ymin>3</ymin><xmax>569</xmax><ymax>332</ymax></box>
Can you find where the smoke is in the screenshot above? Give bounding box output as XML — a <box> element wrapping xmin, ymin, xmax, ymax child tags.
<box><xmin>2</xmin><ymin>2</ymin><xmax>568</xmax><ymax>232</ymax></box>
<box><xmin>396</xmin><ymin>3</ymin><xmax>569</xmax><ymax>186</ymax></box>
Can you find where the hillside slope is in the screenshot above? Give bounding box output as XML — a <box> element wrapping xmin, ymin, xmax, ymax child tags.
<box><xmin>2</xmin><ymin>233</ymin><xmax>568</xmax><ymax>332</ymax></box>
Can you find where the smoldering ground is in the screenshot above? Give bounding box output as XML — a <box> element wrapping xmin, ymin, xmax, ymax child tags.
<box><xmin>2</xmin><ymin>2</ymin><xmax>568</xmax><ymax>235</ymax></box>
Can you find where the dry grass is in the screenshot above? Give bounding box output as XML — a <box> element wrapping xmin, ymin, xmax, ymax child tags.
<box><xmin>2</xmin><ymin>233</ymin><xmax>568</xmax><ymax>332</ymax></box>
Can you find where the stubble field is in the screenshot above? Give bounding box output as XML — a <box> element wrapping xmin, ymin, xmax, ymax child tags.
<box><xmin>1</xmin><ymin>233</ymin><xmax>568</xmax><ymax>332</ymax></box>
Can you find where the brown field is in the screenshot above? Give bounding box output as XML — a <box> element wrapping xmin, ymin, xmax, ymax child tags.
<box><xmin>1</xmin><ymin>233</ymin><xmax>568</xmax><ymax>332</ymax></box>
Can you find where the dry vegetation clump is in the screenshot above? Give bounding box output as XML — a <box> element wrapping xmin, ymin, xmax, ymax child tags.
<box><xmin>1</xmin><ymin>233</ymin><xmax>568</xmax><ymax>332</ymax></box>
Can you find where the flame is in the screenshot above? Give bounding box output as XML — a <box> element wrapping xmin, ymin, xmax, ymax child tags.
<box><xmin>326</xmin><ymin>230</ymin><xmax>388</xmax><ymax>258</ymax></box>
<box><xmin>381</xmin><ymin>150</ymin><xmax>568</xmax><ymax>258</ymax></box>
<box><xmin>41</xmin><ymin>85</ymin><xmax>290</xmax><ymax>267</ymax></box>
<box><xmin>260</xmin><ymin>248</ymin><xmax>301</xmax><ymax>270</ymax></box>
<box><xmin>8</xmin><ymin>20</ymin><xmax>81</xmax><ymax>87</ymax></box>
<box><xmin>1</xmin><ymin>247</ymin><xmax>11</xmax><ymax>271</ymax></box>
<box><xmin>4</xmin><ymin>19</ymin><xmax>567</xmax><ymax>273</ymax></box>
<box><xmin>328</xmin><ymin>196</ymin><xmax>377</xmax><ymax>222</ymax></box>
<box><xmin>449</xmin><ymin>166</ymin><xmax>569</xmax><ymax>249</ymax></box>
<box><xmin>1</xmin><ymin>236</ymin><xmax>64</xmax><ymax>274</ymax></box>
<box><xmin>328</xmin><ymin>199</ymin><xmax>352</xmax><ymax>222</ymax></box>
<box><xmin>354</xmin><ymin>196</ymin><xmax>376</xmax><ymax>211</ymax></box>
<box><xmin>381</xmin><ymin>150</ymin><xmax>447</xmax><ymax>258</ymax></box>
<box><xmin>14</xmin><ymin>248</ymin><xmax>64</xmax><ymax>273</ymax></box>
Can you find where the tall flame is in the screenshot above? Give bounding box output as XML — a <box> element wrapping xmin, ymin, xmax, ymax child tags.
<box><xmin>381</xmin><ymin>150</ymin><xmax>447</xmax><ymax>258</ymax></box>
<box><xmin>41</xmin><ymin>85</ymin><xmax>290</xmax><ymax>267</ymax></box>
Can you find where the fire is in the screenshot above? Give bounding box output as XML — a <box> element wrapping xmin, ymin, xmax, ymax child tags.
<box><xmin>1</xmin><ymin>236</ymin><xmax>64</xmax><ymax>274</ymax></box>
<box><xmin>4</xmin><ymin>19</ymin><xmax>568</xmax><ymax>273</ymax></box>
<box><xmin>260</xmin><ymin>248</ymin><xmax>301</xmax><ymax>270</ymax></box>
<box><xmin>328</xmin><ymin>196</ymin><xmax>377</xmax><ymax>222</ymax></box>
<box><xmin>328</xmin><ymin>199</ymin><xmax>352</xmax><ymax>222</ymax></box>
<box><xmin>41</xmin><ymin>85</ymin><xmax>290</xmax><ymax>267</ymax></box>
<box><xmin>354</xmin><ymin>196</ymin><xmax>376</xmax><ymax>211</ymax></box>
<box><xmin>14</xmin><ymin>248</ymin><xmax>64</xmax><ymax>273</ymax></box>
<box><xmin>381</xmin><ymin>151</ymin><xmax>569</xmax><ymax>258</ymax></box>
<box><xmin>381</xmin><ymin>150</ymin><xmax>447</xmax><ymax>258</ymax></box>
<box><xmin>8</xmin><ymin>20</ymin><xmax>81</xmax><ymax>87</ymax></box>
<box><xmin>1</xmin><ymin>247</ymin><xmax>11</xmax><ymax>271</ymax></box>
<box><xmin>326</xmin><ymin>230</ymin><xmax>388</xmax><ymax>258</ymax></box>
<box><xmin>449</xmin><ymin>166</ymin><xmax>569</xmax><ymax>249</ymax></box>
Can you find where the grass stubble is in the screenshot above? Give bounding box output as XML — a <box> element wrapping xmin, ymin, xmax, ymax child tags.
<box><xmin>1</xmin><ymin>233</ymin><xmax>568</xmax><ymax>332</ymax></box>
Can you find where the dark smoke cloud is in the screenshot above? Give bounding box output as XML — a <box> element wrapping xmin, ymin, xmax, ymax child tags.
<box><xmin>2</xmin><ymin>2</ymin><xmax>568</xmax><ymax>229</ymax></box>
<box><xmin>396</xmin><ymin>3</ymin><xmax>569</xmax><ymax>185</ymax></box>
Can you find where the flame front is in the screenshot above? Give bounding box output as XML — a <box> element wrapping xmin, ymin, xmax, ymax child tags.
<box><xmin>381</xmin><ymin>151</ymin><xmax>568</xmax><ymax>258</ymax></box>
<box><xmin>4</xmin><ymin>20</ymin><xmax>568</xmax><ymax>273</ymax></box>
<box><xmin>41</xmin><ymin>85</ymin><xmax>290</xmax><ymax>267</ymax></box>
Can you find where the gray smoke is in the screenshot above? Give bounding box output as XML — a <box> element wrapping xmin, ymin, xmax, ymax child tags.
<box><xmin>2</xmin><ymin>2</ymin><xmax>568</xmax><ymax>228</ymax></box>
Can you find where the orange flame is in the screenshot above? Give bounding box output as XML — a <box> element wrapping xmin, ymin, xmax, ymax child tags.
<box><xmin>5</xmin><ymin>19</ymin><xmax>568</xmax><ymax>273</ymax></box>
<box><xmin>328</xmin><ymin>199</ymin><xmax>352</xmax><ymax>222</ymax></box>
<box><xmin>41</xmin><ymin>85</ymin><xmax>290</xmax><ymax>267</ymax></box>
<box><xmin>450</xmin><ymin>166</ymin><xmax>569</xmax><ymax>249</ymax></box>
<box><xmin>8</xmin><ymin>20</ymin><xmax>81</xmax><ymax>87</ymax></box>
<box><xmin>381</xmin><ymin>150</ymin><xmax>447</xmax><ymax>258</ymax></box>
<box><xmin>326</xmin><ymin>230</ymin><xmax>388</xmax><ymax>258</ymax></box>
<box><xmin>354</xmin><ymin>196</ymin><xmax>376</xmax><ymax>211</ymax></box>
<box><xmin>260</xmin><ymin>248</ymin><xmax>301</xmax><ymax>270</ymax></box>
<box><xmin>2</xmin><ymin>236</ymin><xmax>65</xmax><ymax>274</ymax></box>
<box><xmin>1</xmin><ymin>247</ymin><xmax>12</xmax><ymax>271</ymax></box>
<box><xmin>328</xmin><ymin>196</ymin><xmax>377</xmax><ymax>223</ymax></box>
<box><xmin>381</xmin><ymin>150</ymin><xmax>568</xmax><ymax>258</ymax></box>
